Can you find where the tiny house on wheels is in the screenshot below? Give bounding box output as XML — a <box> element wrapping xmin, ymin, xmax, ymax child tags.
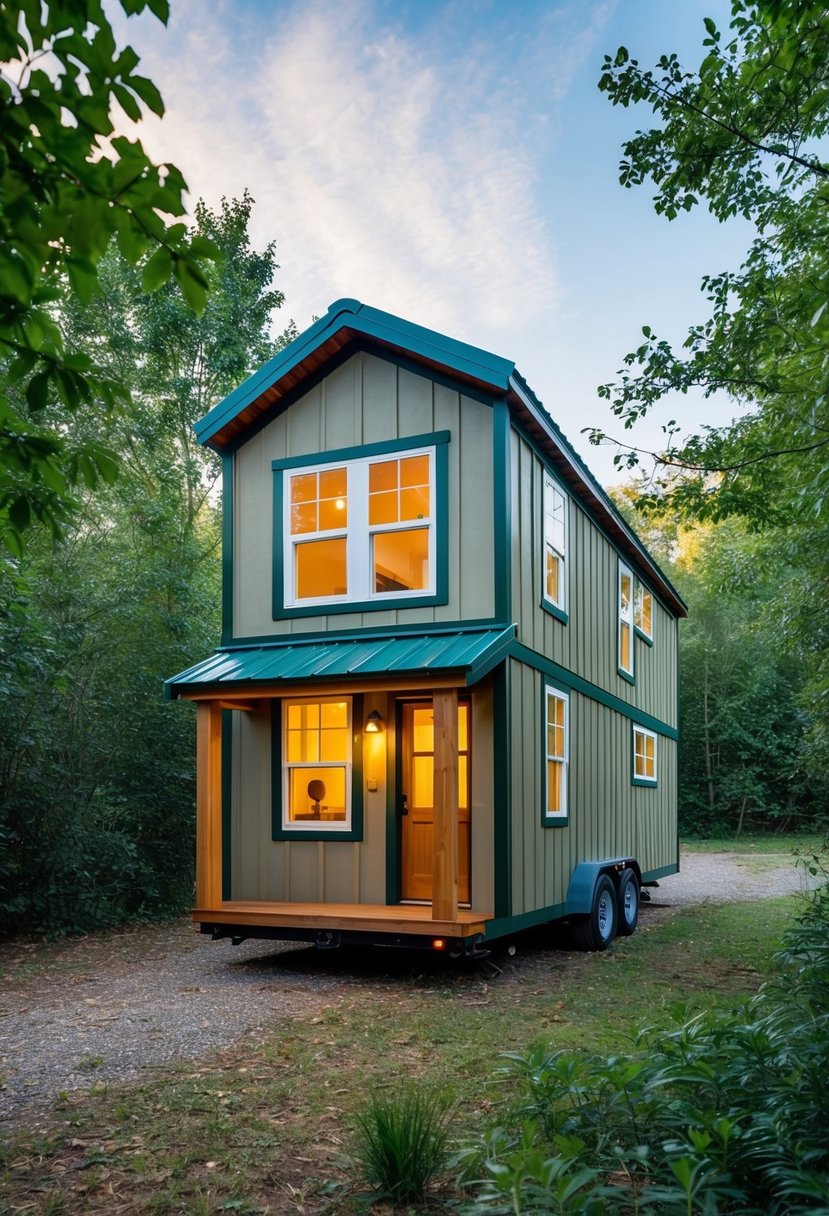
<box><xmin>166</xmin><ymin>299</ymin><xmax>687</xmax><ymax>956</ymax></box>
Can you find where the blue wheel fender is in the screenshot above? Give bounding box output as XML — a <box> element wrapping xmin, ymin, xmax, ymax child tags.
<box><xmin>565</xmin><ymin>859</ymin><xmax>636</xmax><ymax>916</ymax></box>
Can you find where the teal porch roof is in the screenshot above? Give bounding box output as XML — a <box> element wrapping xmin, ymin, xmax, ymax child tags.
<box><xmin>165</xmin><ymin>625</ymin><xmax>515</xmax><ymax>700</ymax></box>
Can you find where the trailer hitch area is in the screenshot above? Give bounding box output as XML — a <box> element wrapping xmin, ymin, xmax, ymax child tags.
<box><xmin>315</xmin><ymin>929</ymin><xmax>342</xmax><ymax>950</ymax></box>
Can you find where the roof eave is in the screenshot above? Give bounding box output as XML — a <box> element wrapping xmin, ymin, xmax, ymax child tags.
<box><xmin>196</xmin><ymin>298</ymin><xmax>515</xmax><ymax>452</ymax></box>
<box><xmin>506</xmin><ymin>374</ymin><xmax>688</xmax><ymax>619</ymax></box>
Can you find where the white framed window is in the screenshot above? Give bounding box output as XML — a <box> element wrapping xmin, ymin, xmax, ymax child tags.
<box><xmin>284</xmin><ymin>447</ymin><xmax>435</xmax><ymax>607</ymax></box>
<box><xmin>282</xmin><ymin>697</ymin><xmax>353</xmax><ymax>831</ymax></box>
<box><xmin>544</xmin><ymin>685</ymin><xmax>569</xmax><ymax>822</ymax></box>
<box><xmin>632</xmin><ymin>725</ymin><xmax>658</xmax><ymax>786</ymax></box>
<box><xmin>543</xmin><ymin>474</ymin><xmax>567</xmax><ymax>613</ymax></box>
<box><xmin>618</xmin><ymin>561</ymin><xmax>634</xmax><ymax>679</ymax></box>
<box><xmin>635</xmin><ymin>583</ymin><xmax>654</xmax><ymax>641</ymax></box>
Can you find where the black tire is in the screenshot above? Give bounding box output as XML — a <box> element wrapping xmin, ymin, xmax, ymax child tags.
<box><xmin>571</xmin><ymin>874</ymin><xmax>618</xmax><ymax>951</ymax></box>
<box><xmin>616</xmin><ymin>869</ymin><xmax>640</xmax><ymax>937</ymax></box>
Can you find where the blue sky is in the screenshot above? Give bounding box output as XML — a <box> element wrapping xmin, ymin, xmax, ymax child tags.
<box><xmin>122</xmin><ymin>0</ymin><xmax>748</xmax><ymax>483</ymax></box>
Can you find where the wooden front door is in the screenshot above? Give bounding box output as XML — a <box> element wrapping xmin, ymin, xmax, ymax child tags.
<box><xmin>401</xmin><ymin>700</ymin><xmax>470</xmax><ymax>903</ymax></box>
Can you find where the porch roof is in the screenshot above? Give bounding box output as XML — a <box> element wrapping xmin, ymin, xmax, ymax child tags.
<box><xmin>165</xmin><ymin>624</ymin><xmax>515</xmax><ymax>700</ymax></box>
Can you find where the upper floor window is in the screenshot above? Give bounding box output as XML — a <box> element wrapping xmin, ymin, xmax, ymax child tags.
<box><xmin>618</xmin><ymin>561</ymin><xmax>634</xmax><ymax>680</ymax></box>
<box><xmin>274</xmin><ymin>433</ymin><xmax>449</xmax><ymax>615</ymax></box>
<box><xmin>543</xmin><ymin>475</ymin><xmax>567</xmax><ymax>616</ymax></box>
<box><xmin>635</xmin><ymin>583</ymin><xmax>653</xmax><ymax>641</ymax></box>
<box><xmin>544</xmin><ymin>685</ymin><xmax>569</xmax><ymax>823</ymax></box>
<box><xmin>632</xmin><ymin>725</ymin><xmax>657</xmax><ymax>786</ymax></box>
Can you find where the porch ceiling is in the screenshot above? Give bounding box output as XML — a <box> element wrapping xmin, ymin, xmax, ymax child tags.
<box><xmin>166</xmin><ymin>624</ymin><xmax>515</xmax><ymax>700</ymax></box>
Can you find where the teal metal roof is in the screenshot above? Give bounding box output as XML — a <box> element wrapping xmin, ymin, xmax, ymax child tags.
<box><xmin>165</xmin><ymin>625</ymin><xmax>516</xmax><ymax>699</ymax></box>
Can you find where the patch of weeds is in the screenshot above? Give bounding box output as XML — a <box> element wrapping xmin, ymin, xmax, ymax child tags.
<box><xmin>76</xmin><ymin>1056</ymin><xmax>103</xmax><ymax>1073</ymax></box>
<box><xmin>350</xmin><ymin>1083</ymin><xmax>454</xmax><ymax>1205</ymax></box>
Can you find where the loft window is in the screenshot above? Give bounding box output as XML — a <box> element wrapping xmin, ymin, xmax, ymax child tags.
<box><xmin>632</xmin><ymin>725</ymin><xmax>657</xmax><ymax>786</ymax></box>
<box><xmin>283</xmin><ymin>697</ymin><xmax>352</xmax><ymax>830</ymax></box>
<box><xmin>543</xmin><ymin>474</ymin><xmax>567</xmax><ymax>614</ymax></box>
<box><xmin>618</xmin><ymin>561</ymin><xmax>634</xmax><ymax>680</ymax></box>
<box><xmin>281</xmin><ymin>445</ymin><xmax>437</xmax><ymax>608</ymax></box>
<box><xmin>635</xmin><ymin>583</ymin><xmax>654</xmax><ymax>641</ymax></box>
<box><xmin>544</xmin><ymin>685</ymin><xmax>569</xmax><ymax>822</ymax></box>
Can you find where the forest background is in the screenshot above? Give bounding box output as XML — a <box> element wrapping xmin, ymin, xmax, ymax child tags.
<box><xmin>1</xmin><ymin>0</ymin><xmax>827</xmax><ymax>936</ymax></box>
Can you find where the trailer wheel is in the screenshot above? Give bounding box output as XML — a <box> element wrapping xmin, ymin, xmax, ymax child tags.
<box><xmin>571</xmin><ymin>874</ymin><xmax>617</xmax><ymax>951</ymax></box>
<box><xmin>616</xmin><ymin>869</ymin><xmax>639</xmax><ymax>937</ymax></box>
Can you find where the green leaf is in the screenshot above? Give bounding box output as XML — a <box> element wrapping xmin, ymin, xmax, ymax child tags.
<box><xmin>25</xmin><ymin>371</ymin><xmax>51</xmax><ymax>412</ymax></box>
<box><xmin>129</xmin><ymin>74</ymin><xmax>165</xmax><ymax>117</ymax></box>
<box><xmin>172</xmin><ymin>256</ymin><xmax>210</xmax><ymax>316</ymax></box>
<box><xmin>142</xmin><ymin>245</ymin><xmax>174</xmax><ymax>293</ymax></box>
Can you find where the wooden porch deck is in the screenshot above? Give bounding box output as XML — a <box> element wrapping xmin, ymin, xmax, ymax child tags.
<box><xmin>193</xmin><ymin>900</ymin><xmax>493</xmax><ymax>938</ymax></box>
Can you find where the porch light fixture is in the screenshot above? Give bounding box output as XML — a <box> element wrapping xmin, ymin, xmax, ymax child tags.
<box><xmin>364</xmin><ymin>710</ymin><xmax>384</xmax><ymax>734</ymax></box>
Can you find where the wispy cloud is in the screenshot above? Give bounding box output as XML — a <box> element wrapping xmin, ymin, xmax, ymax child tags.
<box><xmin>124</xmin><ymin>0</ymin><xmax>610</xmax><ymax>349</ymax></box>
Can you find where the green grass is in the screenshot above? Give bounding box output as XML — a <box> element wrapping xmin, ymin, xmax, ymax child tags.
<box><xmin>681</xmin><ymin>832</ymin><xmax>827</xmax><ymax>854</ymax></box>
<box><xmin>0</xmin><ymin>895</ymin><xmax>800</xmax><ymax>1215</ymax></box>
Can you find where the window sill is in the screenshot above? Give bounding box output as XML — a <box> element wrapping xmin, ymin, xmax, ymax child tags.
<box><xmin>632</xmin><ymin>777</ymin><xmax>658</xmax><ymax>788</ymax></box>
<box><xmin>541</xmin><ymin>599</ymin><xmax>569</xmax><ymax>625</ymax></box>
<box><xmin>275</xmin><ymin>591</ymin><xmax>447</xmax><ymax>619</ymax></box>
<box><xmin>617</xmin><ymin>667</ymin><xmax>635</xmax><ymax>686</ymax></box>
<box><xmin>541</xmin><ymin>814</ymin><xmax>569</xmax><ymax>829</ymax></box>
<box><xmin>635</xmin><ymin>627</ymin><xmax>653</xmax><ymax>646</ymax></box>
<box><xmin>272</xmin><ymin>826</ymin><xmax>364</xmax><ymax>841</ymax></box>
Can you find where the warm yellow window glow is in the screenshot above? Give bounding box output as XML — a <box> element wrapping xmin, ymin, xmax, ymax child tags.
<box><xmin>284</xmin><ymin>699</ymin><xmax>351</xmax><ymax>826</ymax></box>
<box><xmin>547</xmin><ymin>759</ymin><xmax>564</xmax><ymax>816</ymax></box>
<box><xmin>410</xmin><ymin>703</ymin><xmax>469</xmax><ymax>809</ymax></box>
<box><xmin>373</xmin><ymin>527</ymin><xmax>429</xmax><ymax>592</ymax></box>
<box><xmin>619</xmin><ymin>563</ymin><xmax>634</xmax><ymax>676</ymax></box>
<box><xmin>546</xmin><ymin>551</ymin><xmax>560</xmax><ymax>604</ymax></box>
<box><xmin>369</xmin><ymin>455</ymin><xmax>431</xmax><ymax>525</ymax></box>
<box><xmin>287</xmin><ymin>767</ymin><xmax>347</xmax><ymax>821</ymax></box>
<box><xmin>283</xmin><ymin>446</ymin><xmax>437</xmax><ymax>607</ymax></box>
<box><xmin>290</xmin><ymin>467</ymin><xmax>347</xmax><ymax>535</ymax></box>
<box><xmin>545</xmin><ymin>689</ymin><xmax>568</xmax><ymax>818</ymax></box>
<box><xmin>634</xmin><ymin>728</ymin><xmax>657</xmax><ymax>782</ymax></box>
<box><xmin>295</xmin><ymin>537</ymin><xmax>347</xmax><ymax>599</ymax></box>
<box><xmin>544</xmin><ymin>477</ymin><xmax>567</xmax><ymax>609</ymax></box>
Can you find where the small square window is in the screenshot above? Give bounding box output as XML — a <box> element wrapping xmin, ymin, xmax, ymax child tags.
<box><xmin>632</xmin><ymin>726</ymin><xmax>657</xmax><ymax>786</ymax></box>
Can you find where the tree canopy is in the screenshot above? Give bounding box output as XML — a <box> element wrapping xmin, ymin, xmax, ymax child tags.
<box><xmin>1</xmin><ymin>0</ymin><xmax>216</xmax><ymax>553</ymax></box>
<box><xmin>590</xmin><ymin>0</ymin><xmax>829</xmax><ymax>526</ymax></box>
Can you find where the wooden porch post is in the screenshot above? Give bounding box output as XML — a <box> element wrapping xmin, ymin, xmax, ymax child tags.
<box><xmin>432</xmin><ymin>688</ymin><xmax>459</xmax><ymax>921</ymax></box>
<box><xmin>196</xmin><ymin>700</ymin><xmax>223</xmax><ymax>910</ymax></box>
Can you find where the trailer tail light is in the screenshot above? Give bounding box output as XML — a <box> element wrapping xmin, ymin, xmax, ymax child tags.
<box><xmin>432</xmin><ymin>938</ymin><xmax>446</xmax><ymax>951</ymax></box>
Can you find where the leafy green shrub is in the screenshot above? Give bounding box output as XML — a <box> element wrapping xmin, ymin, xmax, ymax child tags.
<box><xmin>350</xmin><ymin>1083</ymin><xmax>454</xmax><ymax>1204</ymax></box>
<box><xmin>460</xmin><ymin>857</ymin><xmax>829</xmax><ymax>1213</ymax></box>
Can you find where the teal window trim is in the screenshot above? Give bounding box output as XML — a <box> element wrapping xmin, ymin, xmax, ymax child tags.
<box><xmin>618</xmin><ymin>559</ymin><xmax>635</xmax><ymax>684</ymax></box>
<box><xmin>509</xmin><ymin>641</ymin><xmax>679</xmax><ymax>740</ymax></box>
<box><xmin>542</xmin><ymin>681</ymin><xmax>570</xmax><ymax>828</ymax></box>
<box><xmin>635</xmin><ymin>627</ymin><xmax>654</xmax><ymax>647</ymax></box>
<box><xmin>385</xmin><ymin>698</ymin><xmax>401</xmax><ymax>904</ymax></box>
<box><xmin>271</xmin><ymin>695</ymin><xmax>365</xmax><ymax>841</ymax></box>
<box><xmin>272</xmin><ymin>433</ymin><xmax>449</xmax><ymax>620</ymax></box>
<box><xmin>492</xmin><ymin>662</ymin><xmax>512</xmax><ymax>918</ymax></box>
<box><xmin>221</xmin><ymin>709</ymin><xmax>233</xmax><ymax>899</ymax></box>
<box><xmin>271</xmin><ymin>430</ymin><xmax>450</xmax><ymax>473</ymax></box>
<box><xmin>221</xmin><ymin>454</ymin><xmax>234</xmax><ymax>645</ymax></box>
<box><xmin>631</xmin><ymin>724</ymin><xmax>658</xmax><ymax>787</ymax></box>
<box><xmin>541</xmin><ymin>469</ymin><xmax>569</xmax><ymax>623</ymax></box>
<box><xmin>492</xmin><ymin>399</ymin><xmax>512</xmax><ymax>622</ymax></box>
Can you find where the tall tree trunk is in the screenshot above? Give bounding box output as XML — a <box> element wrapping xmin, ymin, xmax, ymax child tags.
<box><xmin>703</xmin><ymin>659</ymin><xmax>716</xmax><ymax>813</ymax></box>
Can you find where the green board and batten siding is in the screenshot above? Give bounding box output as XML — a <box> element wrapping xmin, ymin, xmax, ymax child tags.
<box><xmin>510</xmin><ymin>430</ymin><xmax>678</xmax><ymax>729</ymax></box>
<box><xmin>507</xmin><ymin>659</ymin><xmax>678</xmax><ymax>919</ymax></box>
<box><xmin>232</xmin><ymin>352</ymin><xmax>496</xmax><ymax>639</ymax></box>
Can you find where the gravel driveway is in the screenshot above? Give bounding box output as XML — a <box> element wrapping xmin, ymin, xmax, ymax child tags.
<box><xmin>0</xmin><ymin>850</ymin><xmax>813</xmax><ymax>1126</ymax></box>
